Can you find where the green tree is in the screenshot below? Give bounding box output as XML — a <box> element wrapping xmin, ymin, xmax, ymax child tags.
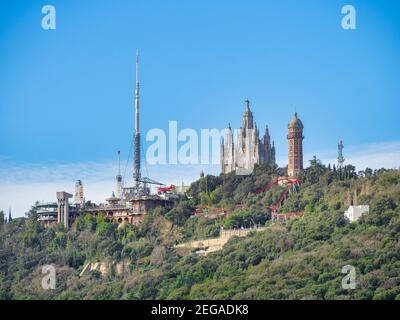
<box><xmin>0</xmin><ymin>272</ymin><xmax>8</xmax><ymax>300</ymax></box>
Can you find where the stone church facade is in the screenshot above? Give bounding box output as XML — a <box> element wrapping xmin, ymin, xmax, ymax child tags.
<box><xmin>221</xmin><ymin>99</ymin><xmax>276</xmax><ymax>175</ymax></box>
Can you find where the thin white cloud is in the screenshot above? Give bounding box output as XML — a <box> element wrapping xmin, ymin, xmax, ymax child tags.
<box><xmin>311</xmin><ymin>140</ymin><xmax>400</xmax><ymax>170</ymax></box>
<box><xmin>0</xmin><ymin>160</ymin><xmax>219</xmax><ymax>218</ymax></box>
<box><xmin>277</xmin><ymin>140</ymin><xmax>400</xmax><ymax>170</ymax></box>
<box><xmin>1</xmin><ymin>140</ymin><xmax>399</xmax><ymax>218</ymax></box>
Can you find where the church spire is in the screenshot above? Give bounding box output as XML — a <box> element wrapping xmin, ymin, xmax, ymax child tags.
<box><xmin>242</xmin><ymin>98</ymin><xmax>254</xmax><ymax>129</ymax></box>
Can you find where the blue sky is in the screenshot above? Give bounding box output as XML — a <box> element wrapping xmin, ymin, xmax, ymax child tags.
<box><xmin>1</xmin><ymin>0</ymin><xmax>400</xmax><ymax>216</ymax></box>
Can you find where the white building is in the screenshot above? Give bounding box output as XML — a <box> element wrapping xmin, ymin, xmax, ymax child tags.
<box><xmin>344</xmin><ymin>205</ymin><xmax>370</xmax><ymax>222</ymax></box>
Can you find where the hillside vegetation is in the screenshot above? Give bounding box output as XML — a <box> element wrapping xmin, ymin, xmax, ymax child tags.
<box><xmin>0</xmin><ymin>161</ymin><xmax>399</xmax><ymax>300</ymax></box>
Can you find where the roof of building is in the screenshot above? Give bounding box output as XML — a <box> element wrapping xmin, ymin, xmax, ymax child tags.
<box><xmin>288</xmin><ymin>112</ymin><xmax>304</xmax><ymax>129</ymax></box>
<box><xmin>106</xmin><ymin>193</ymin><xmax>121</xmax><ymax>202</ymax></box>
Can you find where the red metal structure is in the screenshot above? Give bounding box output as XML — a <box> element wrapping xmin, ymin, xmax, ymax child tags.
<box><xmin>157</xmin><ymin>184</ymin><xmax>175</xmax><ymax>194</ymax></box>
<box><xmin>254</xmin><ymin>177</ymin><xmax>302</xmax><ymax>221</ymax></box>
<box><xmin>267</xmin><ymin>178</ymin><xmax>301</xmax><ymax>213</ymax></box>
<box><xmin>254</xmin><ymin>179</ymin><xmax>278</xmax><ymax>195</ymax></box>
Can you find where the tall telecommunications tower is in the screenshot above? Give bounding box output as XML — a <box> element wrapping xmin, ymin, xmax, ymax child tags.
<box><xmin>134</xmin><ymin>50</ymin><xmax>141</xmax><ymax>189</ymax></box>
<box><xmin>338</xmin><ymin>140</ymin><xmax>345</xmax><ymax>168</ymax></box>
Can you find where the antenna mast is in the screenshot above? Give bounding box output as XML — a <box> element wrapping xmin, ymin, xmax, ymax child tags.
<box><xmin>134</xmin><ymin>50</ymin><xmax>141</xmax><ymax>188</ymax></box>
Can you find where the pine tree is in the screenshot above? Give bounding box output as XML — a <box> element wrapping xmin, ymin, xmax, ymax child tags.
<box><xmin>0</xmin><ymin>210</ymin><xmax>4</xmax><ymax>228</ymax></box>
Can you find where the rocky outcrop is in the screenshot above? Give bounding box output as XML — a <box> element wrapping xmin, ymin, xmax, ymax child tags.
<box><xmin>79</xmin><ymin>259</ymin><xmax>130</xmax><ymax>277</ymax></box>
<box><xmin>175</xmin><ymin>226</ymin><xmax>267</xmax><ymax>256</ymax></box>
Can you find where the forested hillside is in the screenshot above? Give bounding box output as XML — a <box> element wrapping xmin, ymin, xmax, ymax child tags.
<box><xmin>1</xmin><ymin>161</ymin><xmax>399</xmax><ymax>300</ymax></box>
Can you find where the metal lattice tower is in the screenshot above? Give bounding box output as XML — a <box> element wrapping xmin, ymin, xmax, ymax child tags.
<box><xmin>338</xmin><ymin>140</ymin><xmax>345</xmax><ymax>168</ymax></box>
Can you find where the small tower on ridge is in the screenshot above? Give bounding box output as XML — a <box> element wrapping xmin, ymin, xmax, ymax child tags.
<box><xmin>287</xmin><ymin>112</ymin><xmax>304</xmax><ymax>177</ymax></box>
<box><xmin>116</xmin><ymin>149</ymin><xmax>123</xmax><ymax>199</ymax></box>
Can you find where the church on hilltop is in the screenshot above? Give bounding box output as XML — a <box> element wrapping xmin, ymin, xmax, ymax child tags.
<box><xmin>220</xmin><ymin>99</ymin><xmax>276</xmax><ymax>175</ymax></box>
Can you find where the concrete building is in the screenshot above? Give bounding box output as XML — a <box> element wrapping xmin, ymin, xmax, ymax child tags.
<box><xmin>57</xmin><ymin>192</ymin><xmax>73</xmax><ymax>229</ymax></box>
<box><xmin>221</xmin><ymin>99</ymin><xmax>276</xmax><ymax>175</ymax></box>
<box><xmin>36</xmin><ymin>202</ymin><xmax>58</xmax><ymax>226</ymax></box>
<box><xmin>36</xmin><ymin>200</ymin><xmax>79</xmax><ymax>227</ymax></box>
<box><xmin>344</xmin><ymin>205</ymin><xmax>370</xmax><ymax>222</ymax></box>
<box><xmin>287</xmin><ymin>112</ymin><xmax>304</xmax><ymax>177</ymax></box>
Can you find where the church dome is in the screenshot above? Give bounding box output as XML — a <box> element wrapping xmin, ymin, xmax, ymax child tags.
<box><xmin>288</xmin><ymin>112</ymin><xmax>303</xmax><ymax>129</ymax></box>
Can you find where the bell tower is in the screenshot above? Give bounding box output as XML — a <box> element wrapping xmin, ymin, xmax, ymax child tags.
<box><xmin>287</xmin><ymin>112</ymin><xmax>304</xmax><ymax>177</ymax></box>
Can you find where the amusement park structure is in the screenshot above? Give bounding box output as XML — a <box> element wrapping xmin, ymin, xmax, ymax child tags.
<box><xmin>255</xmin><ymin>176</ymin><xmax>303</xmax><ymax>221</ymax></box>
